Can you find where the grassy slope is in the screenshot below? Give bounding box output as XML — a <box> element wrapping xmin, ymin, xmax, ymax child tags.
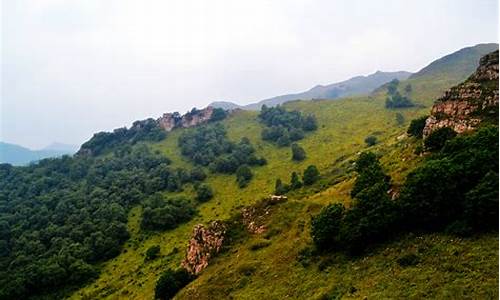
<box><xmin>70</xmin><ymin>63</ymin><xmax>497</xmax><ymax>299</ymax></box>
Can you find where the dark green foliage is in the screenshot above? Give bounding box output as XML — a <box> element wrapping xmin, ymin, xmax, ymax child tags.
<box><xmin>385</xmin><ymin>79</ymin><xmax>414</xmax><ymax>109</ymax></box>
<box><xmin>399</xmin><ymin>126</ymin><xmax>498</xmax><ymax>232</ymax></box>
<box><xmin>195</xmin><ymin>183</ymin><xmax>214</xmax><ymax>202</ymax></box>
<box><xmin>236</xmin><ymin>165</ymin><xmax>253</xmax><ymax>188</ymax></box>
<box><xmin>395</xmin><ymin>113</ymin><xmax>405</xmax><ymax>125</ymax></box>
<box><xmin>259</xmin><ymin>105</ymin><xmax>317</xmax><ymax>146</ymax></box>
<box><xmin>79</xmin><ymin>118</ymin><xmax>166</xmax><ymax>156</ymax></box>
<box><xmin>290</xmin><ymin>172</ymin><xmax>303</xmax><ymax>190</ymax></box>
<box><xmin>190</xmin><ymin>167</ymin><xmax>207</xmax><ymax>181</ymax></box>
<box><xmin>155</xmin><ymin>268</ymin><xmax>194</xmax><ymax>300</ymax></box>
<box><xmin>178</xmin><ymin>124</ymin><xmax>265</xmax><ymax>176</ymax></box>
<box><xmin>351</xmin><ymin>152</ymin><xmax>390</xmax><ymax>198</ymax></box>
<box><xmin>424</xmin><ymin>127</ymin><xmax>457</xmax><ymax>151</ymax></box>
<box><xmin>0</xmin><ymin>145</ymin><xmax>180</xmax><ymax>299</ymax></box>
<box><xmin>364</xmin><ymin>135</ymin><xmax>377</xmax><ymax>146</ymax></box>
<box><xmin>311</xmin><ymin>152</ymin><xmax>396</xmax><ymax>254</ymax></box>
<box><xmin>303</xmin><ymin>165</ymin><xmax>320</xmax><ymax>185</ymax></box>
<box><xmin>407</xmin><ymin>116</ymin><xmax>428</xmax><ymax>138</ymax></box>
<box><xmin>291</xmin><ymin>143</ymin><xmax>306</xmax><ymax>161</ymax></box>
<box><xmin>145</xmin><ymin>245</ymin><xmax>161</xmax><ymax>261</ymax></box>
<box><xmin>141</xmin><ymin>194</ymin><xmax>196</xmax><ymax>231</ymax></box>
<box><xmin>311</xmin><ymin>204</ymin><xmax>344</xmax><ymax>250</ymax></box>
<box><xmin>274</xmin><ymin>179</ymin><xmax>289</xmax><ymax>195</ymax></box>
<box><xmin>210</xmin><ymin>108</ymin><xmax>228</xmax><ymax>122</ymax></box>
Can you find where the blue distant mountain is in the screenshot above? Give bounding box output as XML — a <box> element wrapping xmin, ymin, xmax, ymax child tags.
<box><xmin>0</xmin><ymin>142</ymin><xmax>78</xmax><ymax>166</ymax></box>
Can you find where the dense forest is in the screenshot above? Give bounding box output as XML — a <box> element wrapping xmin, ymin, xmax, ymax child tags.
<box><xmin>0</xmin><ymin>142</ymin><xmax>201</xmax><ymax>299</ymax></box>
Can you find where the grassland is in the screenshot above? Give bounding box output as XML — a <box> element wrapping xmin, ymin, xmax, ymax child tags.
<box><xmin>70</xmin><ymin>68</ymin><xmax>498</xmax><ymax>299</ymax></box>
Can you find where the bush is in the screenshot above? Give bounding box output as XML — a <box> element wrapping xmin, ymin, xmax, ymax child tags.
<box><xmin>236</xmin><ymin>165</ymin><xmax>253</xmax><ymax>188</ymax></box>
<box><xmin>303</xmin><ymin>165</ymin><xmax>320</xmax><ymax>185</ymax></box>
<box><xmin>351</xmin><ymin>152</ymin><xmax>390</xmax><ymax>198</ymax></box>
<box><xmin>291</xmin><ymin>143</ymin><xmax>306</xmax><ymax>161</ymax></box>
<box><xmin>424</xmin><ymin>127</ymin><xmax>457</xmax><ymax>151</ymax></box>
<box><xmin>407</xmin><ymin>116</ymin><xmax>428</xmax><ymax>138</ymax></box>
<box><xmin>155</xmin><ymin>268</ymin><xmax>194</xmax><ymax>300</ymax></box>
<box><xmin>395</xmin><ymin>113</ymin><xmax>405</xmax><ymax>125</ymax></box>
<box><xmin>311</xmin><ymin>203</ymin><xmax>345</xmax><ymax>250</ymax></box>
<box><xmin>364</xmin><ymin>135</ymin><xmax>377</xmax><ymax>146</ymax></box>
<box><xmin>145</xmin><ymin>245</ymin><xmax>161</xmax><ymax>261</ymax></box>
<box><xmin>141</xmin><ymin>194</ymin><xmax>197</xmax><ymax>231</ymax></box>
<box><xmin>290</xmin><ymin>171</ymin><xmax>303</xmax><ymax>190</ymax></box>
<box><xmin>274</xmin><ymin>178</ymin><xmax>289</xmax><ymax>195</ymax></box>
<box><xmin>397</xmin><ymin>253</ymin><xmax>420</xmax><ymax>267</ymax></box>
<box><xmin>210</xmin><ymin>108</ymin><xmax>228</xmax><ymax>122</ymax></box>
<box><xmin>195</xmin><ymin>184</ymin><xmax>213</xmax><ymax>202</ymax></box>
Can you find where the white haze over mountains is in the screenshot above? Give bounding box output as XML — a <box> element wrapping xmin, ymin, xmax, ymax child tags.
<box><xmin>1</xmin><ymin>0</ymin><xmax>498</xmax><ymax>148</ymax></box>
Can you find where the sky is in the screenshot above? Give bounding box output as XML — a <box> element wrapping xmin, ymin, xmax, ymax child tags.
<box><xmin>1</xmin><ymin>0</ymin><xmax>498</xmax><ymax>149</ymax></box>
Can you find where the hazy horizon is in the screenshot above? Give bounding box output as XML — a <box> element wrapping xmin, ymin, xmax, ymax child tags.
<box><xmin>2</xmin><ymin>0</ymin><xmax>498</xmax><ymax>149</ymax></box>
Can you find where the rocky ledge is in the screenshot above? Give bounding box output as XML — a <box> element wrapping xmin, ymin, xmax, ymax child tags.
<box><xmin>423</xmin><ymin>50</ymin><xmax>499</xmax><ymax>137</ymax></box>
<box><xmin>158</xmin><ymin>106</ymin><xmax>214</xmax><ymax>132</ymax></box>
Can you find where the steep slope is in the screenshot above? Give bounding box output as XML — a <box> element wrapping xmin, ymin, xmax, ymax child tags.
<box><xmin>69</xmin><ymin>48</ymin><xmax>488</xmax><ymax>299</ymax></box>
<box><xmin>210</xmin><ymin>71</ymin><xmax>411</xmax><ymax>111</ymax></box>
<box><xmin>0</xmin><ymin>141</ymin><xmax>75</xmax><ymax>165</ymax></box>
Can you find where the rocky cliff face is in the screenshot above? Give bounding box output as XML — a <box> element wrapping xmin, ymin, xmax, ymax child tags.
<box><xmin>423</xmin><ymin>50</ymin><xmax>499</xmax><ymax>137</ymax></box>
<box><xmin>158</xmin><ymin>106</ymin><xmax>214</xmax><ymax>132</ymax></box>
<box><xmin>181</xmin><ymin>221</ymin><xmax>226</xmax><ymax>275</ymax></box>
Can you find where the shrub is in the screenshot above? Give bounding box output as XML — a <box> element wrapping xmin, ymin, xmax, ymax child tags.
<box><xmin>290</xmin><ymin>171</ymin><xmax>303</xmax><ymax>190</ymax></box>
<box><xmin>236</xmin><ymin>165</ymin><xmax>253</xmax><ymax>188</ymax></box>
<box><xmin>145</xmin><ymin>245</ymin><xmax>161</xmax><ymax>261</ymax></box>
<box><xmin>303</xmin><ymin>165</ymin><xmax>320</xmax><ymax>185</ymax></box>
<box><xmin>311</xmin><ymin>203</ymin><xmax>345</xmax><ymax>250</ymax></box>
<box><xmin>397</xmin><ymin>253</ymin><xmax>420</xmax><ymax>267</ymax></box>
<box><xmin>141</xmin><ymin>194</ymin><xmax>197</xmax><ymax>231</ymax></box>
<box><xmin>274</xmin><ymin>178</ymin><xmax>289</xmax><ymax>195</ymax></box>
<box><xmin>195</xmin><ymin>184</ymin><xmax>213</xmax><ymax>202</ymax></box>
<box><xmin>155</xmin><ymin>268</ymin><xmax>194</xmax><ymax>300</ymax></box>
<box><xmin>424</xmin><ymin>127</ymin><xmax>457</xmax><ymax>151</ymax></box>
<box><xmin>364</xmin><ymin>135</ymin><xmax>378</xmax><ymax>146</ymax></box>
<box><xmin>210</xmin><ymin>108</ymin><xmax>228</xmax><ymax>122</ymax></box>
<box><xmin>407</xmin><ymin>116</ymin><xmax>428</xmax><ymax>138</ymax></box>
<box><xmin>291</xmin><ymin>143</ymin><xmax>306</xmax><ymax>161</ymax></box>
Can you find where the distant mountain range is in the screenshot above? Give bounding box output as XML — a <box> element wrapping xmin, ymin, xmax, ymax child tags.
<box><xmin>0</xmin><ymin>142</ymin><xmax>79</xmax><ymax>166</ymax></box>
<box><xmin>211</xmin><ymin>70</ymin><xmax>412</xmax><ymax>110</ymax></box>
<box><xmin>211</xmin><ymin>43</ymin><xmax>499</xmax><ymax>111</ymax></box>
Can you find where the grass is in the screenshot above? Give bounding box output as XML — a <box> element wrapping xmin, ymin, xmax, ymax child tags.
<box><xmin>70</xmin><ymin>66</ymin><xmax>497</xmax><ymax>299</ymax></box>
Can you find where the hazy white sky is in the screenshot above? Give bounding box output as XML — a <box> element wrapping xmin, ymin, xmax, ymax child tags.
<box><xmin>1</xmin><ymin>0</ymin><xmax>498</xmax><ymax>148</ymax></box>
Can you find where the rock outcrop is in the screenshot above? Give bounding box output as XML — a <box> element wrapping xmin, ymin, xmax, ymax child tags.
<box><xmin>158</xmin><ymin>106</ymin><xmax>214</xmax><ymax>132</ymax></box>
<box><xmin>181</xmin><ymin>221</ymin><xmax>226</xmax><ymax>275</ymax></box>
<box><xmin>423</xmin><ymin>50</ymin><xmax>499</xmax><ymax>137</ymax></box>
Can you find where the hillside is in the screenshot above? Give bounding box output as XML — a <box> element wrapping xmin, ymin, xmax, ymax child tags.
<box><xmin>0</xmin><ymin>45</ymin><xmax>497</xmax><ymax>300</ymax></box>
<box><xmin>210</xmin><ymin>71</ymin><xmax>411</xmax><ymax>111</ymax></box>
<box><xmin>0</xmin><ymin>142</ymin><xmax>77</xmax><ymax>166</ymax></box>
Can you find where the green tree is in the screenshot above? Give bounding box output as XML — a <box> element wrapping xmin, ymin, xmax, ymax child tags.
<box><xmin>407</xmin><ymin>116</ymin><xmax>428</xmax><ymax>138</ymax></box>
<box><xmin>145</xmin><ymin>245</ymin><xmax>161</xmax><ymax>261</ymax></box>
<box><xmin>364</xmin><ymin>135</ymin><xmax>377</xmax><ymax>146</ymax></box>
<box><xmin>395</xmin><ymin>113</ymin><xmax>405</xmax><ymax>125</ymax></box>
<box><xmin>274</xmin><ymin>179</ymin><xmax>288</xmax><ymax>195</ymax></box>
<box><xmin>303</xmin><ymin>165</ymin><xmax>320</xmax><ymax>185</ymax></box>
<box><xmin>195</xmin><ymin>184</ymin><xmax>213</xmax><ymax>202</ymax></box>
<box><xmin>424</xmin><ymin>127</ymin><xmax>457</xmax><ymax>151</ymax></box>
<box><xmin>290</xmin><ymin>171</ymin><xmax>303</xmax><ymax>190</ymax></box>
<box><xmin>311</xmin><ymin>203</ymin><xmax>345</xmax><ymax>250</ymax></box>
<box><xmin>155</xmin><ymin>268</ymin><xmax>194</xmax><ymax>300</ymax></box>
<box><xmin>291</xmin><ymin>143</ymin><xmax>306</xmax><ymax>161</ymax></box>
<box><xmin>236</xmin><ymin>165</ymin><xmax>253</xmax><ymax>188</ymax></box>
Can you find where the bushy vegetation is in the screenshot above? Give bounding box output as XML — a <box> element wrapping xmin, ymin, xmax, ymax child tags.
<box><xmin>145</xmin><ymin>245</ymin><xmax>161</xmax><ymax>261</ymax></box>
<box><xmin>155</xmin><ymin>268</ymin><xmax>194</xmax><ymax>300</ymax></box>
<box><xmin>236</xmin><ymin>165</ymin><xmax>253</xmax><ymax>188</ymax></box>
<box><xmin>0</xmin><ymin>145</ymin><xmax>182</xmax><ymax>299</ymax></box>
<box><xmin>407</xmin><ymin>115</ymin><xmax>428</xmax><ymax>138</ymax></box>
<box><xmin>385</xmin><ymin>80</ymin><xmax>414</xmax><ymax>109</ymax></box>
<box><xmin>364</xmin><ymin>135</ymin><xmax>378</xmax><ymax>146</ymax></box>
<box><xmin>302</xmin><ymin>165</ymin><xmax>320</xmax><ymax>185</ymax></box>
<box><xmin>209</xmin><ymin>108</ymin><xmax>228</xmax><ymax>122</ymax></box>
<box><xmin>178</xmin><ymin>124</ymin><xmax>265</xmax><ymax>187</ymax></box>
<box><xmin>195</xmin><ymin>183</ymin><xmax>214</xmax><ymax>202</ymax></box>
<box><xmin>140</xmin><ymin>194</ymin><xmax>196</xmax><ymax>231</ymax></box>
<box><xmin>311</xmin><ymin>126</ymin><xmax>499</xmax><ymax>254</ymax></box>
<box><xmin>259</xmin><ymin>105</ymin><xmax>317</xmax><ymax>146</ymax></box>
<box><xmin>423</xmin><ymin>126</ymin><xmax>457</xmax><ymax>151</ymax></box>
<box><xmin>291</xmin><ymin>143</ymin><xmax>306</xmax><ymax>161</ymax></box>
<box><xmin>395</xmin><ymin>113</ymin><xmax>405</xmax><ymax>125</ymax></box>
<box><xmin>79</xmin><ymin>119</ymin><xmax>166</xmax><ymax>156</ymax></box>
